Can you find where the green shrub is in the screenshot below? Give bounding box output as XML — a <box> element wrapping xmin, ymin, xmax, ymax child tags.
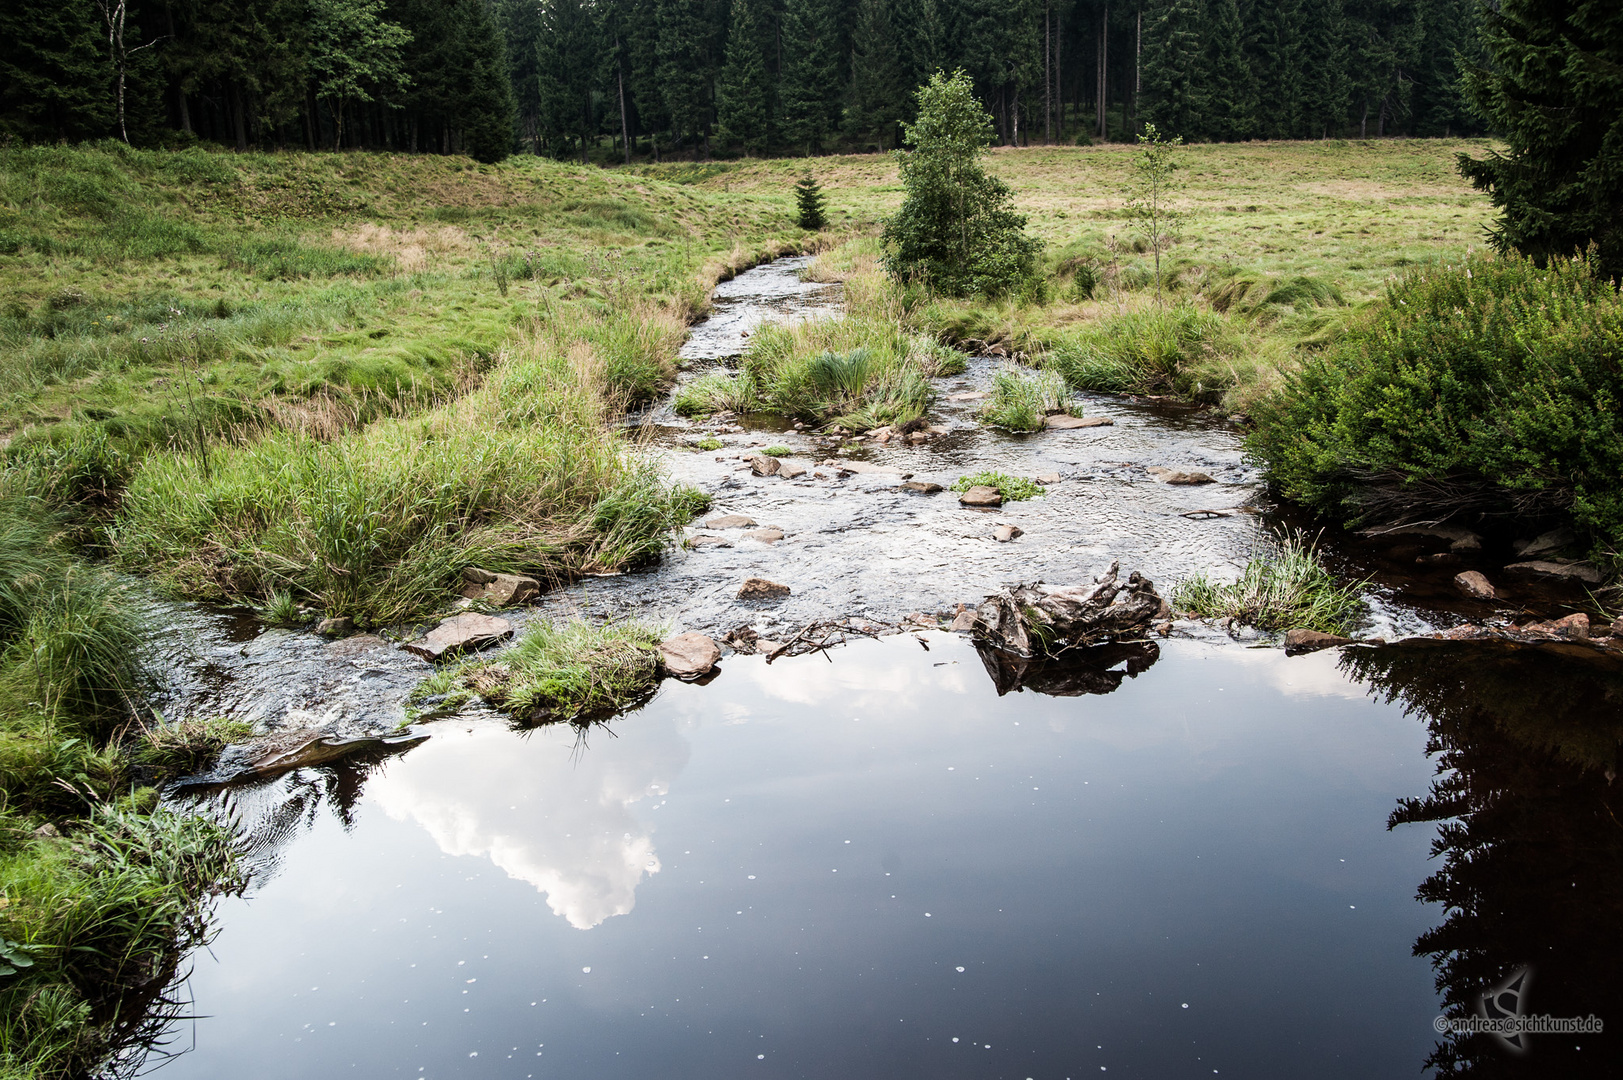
<box><xmin>1248</xmin><ymin>254</ymin><xmax>1623</xmax><ymax>553</ymax></box>
<box><xmin>1047</xmin><ymin>303</ymin><xmax>1239</xmax><ymax>400</ymax></box>
<box><xmin>980</xmin><ymin>367</ymin><xmax>1072</xmax><ymax>432</ymax></box>
<box><xmin>693</xmin><ymin>437</ymin><xmax>724</xmax><ymax>451</ymax></box>
<box><xmin>951</xmin><ymin>471</ymin><xmax>1045</xmax><ymax>501</ymax></box>
<box><xmin>1173</xmin><ymin>533</ymin><xmax>1365</xmax><ymax>635</ymax></box>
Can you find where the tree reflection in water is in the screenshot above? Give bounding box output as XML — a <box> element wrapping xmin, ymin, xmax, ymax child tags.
<box><xmin>974</xmin><ymin>639</ymin><xmax>1160</xmax><ymax>697</ymax></box>
<box><xmin>1344</xmin><ymin>641</ymin><xmax>1623</xmax><ymax>1077</ymax></box>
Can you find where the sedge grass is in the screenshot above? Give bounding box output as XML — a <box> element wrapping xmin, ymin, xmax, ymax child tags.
<box><xmin>951</xmin><ymin>471</ymin><xmax>1046</xmax><ymax>501</ymax></box>
<box><xmin>1172</xmin><ymin>532</ymin><xmax>1366</xmax><ymax>636</ymax></box>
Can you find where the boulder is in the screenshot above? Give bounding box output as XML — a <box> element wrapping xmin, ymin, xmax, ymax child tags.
<box><xmin>971</xmin><ymin>562</ymin><xmax>1163</xmax><ymax>657</ymax></box>
<box><xmin>958</xmin><ymin>485</ymin><xmax>1003</xmax><ymax>508</ymax></box>
<box><xmin>737</xmin><ymin>577</ymin><xmax>791</xmax><ymax>601</ymax></box>
<box><xmin>747</xmin><ymin>455</ymin><xmax>781</xmax><ymax>476</ymax></box>
<box><xmin>901</xmin><ymin>481</ymin><xmax>944</xmax><ymax>494</ymax></box>
<box><xmin>950</xmin><ymin>608</ymin><xmax>978</xmax><ymax>632</ymax></box>
<box><xmin>1045</xmin><ymin>414</ymin><xmax>1114</xmax><ymax>430</ymax></box>
<box><xmin>1453</xmin><ymin>571</ymin><xmax>1496</xmax><ymax>601</ymax></box>
<box><xmin>993</xmin><ymin>524</ymin><xmax>1023</xmax><ymax>543</ymax></box>
<box><xmin>402</xmin><ymin>613</ymin><xmax>514</xmax><ymax>661</ymax></box>
<box><xmin>746</xmin><ymin>528</ymin><xmax>785</xmax><ymax>544</ymax></box>
<box><xmin>658</xmin><ymin>632</ymin><xmax>721</xmax><ymax>679</ymax></box>
<box><xmin>1503</xmin><ymin>560</ymin><xmax>1607</xmax><ymax>586</ymax></box>
<box><xmin>1283</xmin><ymin>628</ymin><xmax>1353</xmax><ymax>655</ymax></box>
<box><xmin>705</xmin><ymin>514</ymin><xmax>758</xmax><ymax>529</ymax></box>
<box><xmin>459</xmin><ymin>567</ymin><xmax>540</xmax><ymax>607</ymax></box>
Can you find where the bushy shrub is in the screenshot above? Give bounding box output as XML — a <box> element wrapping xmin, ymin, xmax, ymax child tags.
<box><xmin>1047</xmin><ymin>302</ymin><xmax>1238</xmax><ymax>400</ymax></box>
<box><xmin>1248</xmin><ymin>254</ymin><xmax>1623</xmax><ymax>551</ymax></box>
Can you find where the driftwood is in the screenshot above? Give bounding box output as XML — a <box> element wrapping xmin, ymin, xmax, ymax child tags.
<box><xmin>976</xmin><ymin>639</ymin><xmax>1160</xmax><ymax>697</ymax></box>
<box><xmin>971</xmin><ymin>561</ymin><xmax>1164</xmax><ymax>658</ymax></box>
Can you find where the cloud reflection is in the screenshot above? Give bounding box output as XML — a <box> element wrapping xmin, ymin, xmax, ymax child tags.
<box><xmin>370</xmin><ymin>720</ymin><xmax>690</xmax><ymax>929</ymax></box>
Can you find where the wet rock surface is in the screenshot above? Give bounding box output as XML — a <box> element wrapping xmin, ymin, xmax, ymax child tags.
<box><xmin>657</xmin><ymin>632</ymin><xmax>721</xmax><ymax>679</ymax></box>
<box><xmin>402</xmin><ymin>613</ymin><xmax>514</xmax><ymax>661</ymax></box>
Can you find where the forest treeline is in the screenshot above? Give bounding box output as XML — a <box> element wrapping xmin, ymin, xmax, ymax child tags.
<box><xmin>1</xmin><ymin>0</ymin><xmax>1486</xmax><ymax>162</ymax></box>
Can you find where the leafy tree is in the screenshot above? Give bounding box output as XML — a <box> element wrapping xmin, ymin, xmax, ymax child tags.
<box><xmin>1141</xmin><ymin>0</ymin><xmax>1207</xmax><ymax>141</ymax></box>
<box><xmin>716</xmin><ymin>0</ymin><xmax>774</xmax><ymax>153</ymax></box>
<box><xmin>1459</xmin><ymin>0</ymin><xmax>1623</xmax><ymax>280</ymax></box>
<box><xmin>795</xmin><ymin>175</ymin><xmax>828</xmax><ymax>228</ymax></box>
<box><xmin>1126</xmin><ymin>122</ymin><xmax>1183</xmax><ymax>300</ymax></box>
<box><xmin>882</xmin><ymin>69</ymin><xmax>1041</xmax><ymax>296</ymax></box>
<box><xmin>844</xmin><ymin>0</ymin><xmax>906</xmax><ymax>149</ymax></box>
<box><xmin>309</xmin><ymin>0</ymin><xmax>412</xmax><ymax>149</ymax></box>
<box><xmin>779</xmin><ymin>0</ymin><xmax>839</xmax><ymax>154</ymax></box>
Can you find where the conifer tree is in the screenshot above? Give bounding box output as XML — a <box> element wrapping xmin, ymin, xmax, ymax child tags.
<box><xmin>657</xmin><ymin>0</ymin><xmax>713</xmax><ymax>151</ymax></box>
<box><xmin>1459</xmin><ymin>0</ymin><xmax>1623</xmax><ymax>279</ymax></box>
<box><xmin>449</xmin><ymin>0</ymin><xmax>516</xmax><ymax>162</ymax></box>
<box><xmin>539</xmin><ymin>0</ymin><xmax>598</xmax><ymax>160</ymax></box>
<box><xmin>1141</xmin><ymin>0</ymin><xmax>1207</xmax><ymax>141</ymax></box>
<box><xmin>844</xmin><ymin>0</ymin><xmax>906</xmax><ymax>149</ymax></box>
<box><xmin>716</xmin><ymin>0</ymin><xmax>774</xmax><ymax>152</ymax></box>
<box><xmin>894</xmin><ymin>0</ymin><xmax>944</xmax><ymax>100</ymax></box>
<box><xmin>1203</xmin><ymin>0</ymin><xmax>1256</xmax><ymax>141</ymax></box>
<box><xmin>795</xmin><ymin>175</ymin><xmax>828</xmax><ymax>228</ymax></box>
<box><xmin>0</xmin><ymin>0</ymin><xmax>113</xmax><ymax>141</ymax></box>
<box><xmin>495</xmin><ymin>0</ymin><xmax>544</xmax><ymax>151</ymax></box>
<box><xmin>1301</xmin><ymin>0</ymin><xmax>1352</xmax><ymax>138</ymax></box>
<box><xmin>779</xmin><ymin>0</ymin><xmax>840</xmax><ymax>154</ymax></box>
<box><xmin>1248</xmin><ymin>0</ymin><xmax>1306</xmax><ymax>139</ymax></box>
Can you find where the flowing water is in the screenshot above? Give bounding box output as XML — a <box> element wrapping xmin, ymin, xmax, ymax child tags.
<box><xmin>125</xmin><ymin>259</ymin><xmax>1622</xmax><ymax>1078</ymax></box>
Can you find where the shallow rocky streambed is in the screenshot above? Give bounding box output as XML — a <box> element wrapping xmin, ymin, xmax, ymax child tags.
<box><xmin>125</xmin><ymin>258</ymin><xmax>1621</xmax><ymax>1079</ymax></box>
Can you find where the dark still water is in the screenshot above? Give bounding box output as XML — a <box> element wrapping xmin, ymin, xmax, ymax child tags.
<box><xmin>148</xmin><ymin>635</ymin><xmax>1619</xmax><ymax>1079</ymax></box>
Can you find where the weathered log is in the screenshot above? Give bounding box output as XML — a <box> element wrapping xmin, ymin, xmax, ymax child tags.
<box><xmin>970</xmin><ymin>561</ymin><xmax>1163</xmax><ymax>657</ymax></box>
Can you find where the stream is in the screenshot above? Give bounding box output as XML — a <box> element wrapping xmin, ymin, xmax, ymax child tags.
<box><xmin>124</xmin><ymin>258</ymin><xmax>1621</xmax><ymax>1078</ymax></box>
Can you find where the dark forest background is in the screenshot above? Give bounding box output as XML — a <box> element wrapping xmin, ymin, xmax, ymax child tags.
<box><xmin>0</xmin><ymin>0</ymin><xmax>1486</xmax><ymax>163</ymax></box>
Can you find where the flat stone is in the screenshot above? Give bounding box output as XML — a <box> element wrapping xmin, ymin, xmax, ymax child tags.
<box><xmin>1360</xmin><ymin>523</ymin><xmax>1482</xmax><ymax>548</ymax></box>
<box><xmin>777</xmin><ymin>460</ymin><xmax>808</xmax><ymax>479</ymax></box>
<box><xmin>947</xmin><ymin>391</ymin><xmax>988</xmax><ymax>401</ymax></box>
<box><xmin>705</xmin><ymin>514</ymin><xmax>757</xmax><ymax>529</ymax></box>
<box><xmin>1035</xmin><ymin>473</ymin><xmax>1063</xmax><ymax>485</ymax></box>
<box><xmin>459</xmin><ymin>568</ymin><xmax>540</xmax><ymax>607</ymax></box>
<box><xmin>747</xmin><ymin>455</ymin><xmax>780</xmax><ymax>476</ymax></box>
<box><xmin>324</xmin><ymin>633</ymin><xmax>388</xmax><ymax>658</ymax></box>
<box><xmin>658</xmin><ymin>632</ymin><xmax>720</xmax><ymax>679</ymax></box>
<box><xmin>1503</xmin><ymin>560</ymin><xmax>1607</xmax><ymax>585</ymax></box>
<box><xmin>1453</xmin><ymin>571</ymin><xmax>1496</xmax><ymax>600</ymax></box>
<box><xmin>687</xmin><ymin>534</ymin><xmax>733</xmax><ymax>548</ymax></box>
<box><xmin>993</xmin><ymin>524</ymin><xmax>1024</xmax><ymax>543</ymax></box>
<box><xmin>959</xmin><ymin>485</ymin><xmax>1003</xmax><ymax>507</ymax></box>
<box><xmin>746</xmin><ymin>528</ymin><xmax>786</xmax><ymax>544</ymax></box>
<box><xmin>1283</xmin><ymin>628</ymin><xmax>1353</xmax><ymax>655</ymax></box>
<box><xmin>901</xmin><ymin>481</ymin><xmax>943</xmax><ymax>494</ymax></box>
<box><xmin>1045</xmin><ymin>414</ymin><xmax>1113</xmax><ymax>429</ymax></box>
<box><xmin>402</xmin><ymin>613</ymin><xmax>514</xmax><ymax>661</ymax></box>
<box><xmin>737</xmin><ymin>577</ymin><xmax>791</xmax><ymax>601</ymax></box>
<box><xmin>1145</xmin><ymin>466</ymin><xmax>1216</xmax><ymax>485</ymax></box>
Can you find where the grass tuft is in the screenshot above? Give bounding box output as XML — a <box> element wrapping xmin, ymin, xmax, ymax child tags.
<box><xmin>979</xmin><ymin>367</ymin><xmax>1073</xmax><ymax>432</ymax></box>
<box><xmin>1172</xmin><ymin>532</ymin><xmax>1366</xmax><ymax>635</ymax></box>
<box><xmin>950</xmin><ymin>471</ymin><xmax>1045</xmax><ymax>501</ymax></box>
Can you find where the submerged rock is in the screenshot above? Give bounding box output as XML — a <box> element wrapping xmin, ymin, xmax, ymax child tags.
<box><xmin>993</xmin><ymin>524</ymin><xmax>1023</xmax><ymax>543</ymax></box>
<box><xmin>659</xmin><ymin>632</ymin><xmax>721</xmax><ymax>680</ymax></box>
<box><xmin>402</xmin><ymin>613</ymin><xmax>514</xmax><ymax>661</ymax></box>
<box><xmin>1503</xmin><ymin>560</ymin><xmax>1607</xmax><ymax>586</ymax></box>
<box><xmin>746</xmin><ymin>528</ymin><xmax>786</xmax><ymax>544</ymax></box>
<box><xmin>959</xmin><ymin>485</ymin><xmax>1003</xmax><ymax>507</ymax></box>
<box><xmin>1283</xmin><ymin>628</ymin><xmax>1353</xmax><ymax>655</ymax></box>
<box><xmin>971</xmin><ymin>562</ymin><xmax>1163</xmax><ymax>657</ymax></box>
<box><xmin>1146</xmin><ymin>466</ymin><xmax>1215</xmax><ymax>485</ymax></box>
<box><xmin>459</xmin><ymin>567</ymin><xmax>540</xmax><ymax>607</ymax></box>
<box><xmin>1453</xmin><ymin>570</ymin><xmax>1496</xmax><ymax>600</ymax></box>
<box><xmin>737</xmin><ymin>577</ymin><xmax>791</xmax><ymax>601</ymax></box>
<box><xmin>705</xmin><ymin>513</ymin><xmax>758</xmax><ymax>529</ymax></box>
<box><xmin>687</xmin><ymin>535</ymin><xmax>734</xmax><ymax>549</ymax></box>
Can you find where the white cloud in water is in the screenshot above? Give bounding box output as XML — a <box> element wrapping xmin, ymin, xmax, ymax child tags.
<box><xmin>370</xmin><ymin>720</ymin><xmax>690</xmax><ymax>929</ymax></box>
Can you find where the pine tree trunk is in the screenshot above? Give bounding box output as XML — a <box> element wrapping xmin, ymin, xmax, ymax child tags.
<box><xmin>1098</xmin><ymin>5</ymin><xmax>1108</xmax><ymax>138</ymax></box>
<box><xmin>1044</xmin><ymin>3</ymin><xmax>1052</xmax><ymax>144</ymax></box>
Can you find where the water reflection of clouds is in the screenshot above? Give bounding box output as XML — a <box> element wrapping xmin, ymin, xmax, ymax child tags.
<box><xmin>1219</xmin><ymin>643</ymin><xmax>1373</xmax><ymax>702</ymax></box>
<box><xmin>370</xmin><ymin>720</ymin><xmax>690</xmax><ymax>930</ymax></box>
<box><xmin>739</xmin><ymin>637</ymin><xmax>972</xmax><ymax>708</ymax></box>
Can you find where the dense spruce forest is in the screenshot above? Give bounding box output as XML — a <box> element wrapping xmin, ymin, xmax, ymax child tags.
<box><xmin>1</xmin><ymin>0</ymin><xmax>1485</xmax><ymax>162</ymax></box>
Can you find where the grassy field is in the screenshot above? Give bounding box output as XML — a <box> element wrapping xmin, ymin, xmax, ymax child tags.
<box><xmin>0</xmin><ymin>137</ymin><xmax>1499</xmax><ymax>1076</ymax></box>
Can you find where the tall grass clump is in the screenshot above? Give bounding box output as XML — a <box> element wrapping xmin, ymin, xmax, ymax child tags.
<box><xmin>112</xmin><ymin>329</ymin><xmax>706</xmax><ymax>624</ymax></box>
<box><xmin>980</xmin><ymin>367</ymin><xmax>1074</xmax><ymax>431</ymax></box>
<box><xmin>950</xmin><ymin>471</ymin><xmax>1045</xmax><ymax>501</ymax></box>
<box><xmin>408</xmin><ymin>620</ymin><xmax>663</xmax><ymax>724</ymax></box>
<box><xmin>1249</xmin><ymin>253</ymin><xmax>1623</xmax><ymax>556</ymax></box>
<box><xmin>1173</xmin><ymin>533</ymin><xmax>1365</xmax><ymax>635</ymax></box>
<box><xmin>673</xmin><ymin>370</ymin><xmax>760</xmax><ymax>417</ymax></box>
<box><xmin>1046</xmin><ymin>302</ymin><xmax>1241</xmax><ymax>401</ymax></box>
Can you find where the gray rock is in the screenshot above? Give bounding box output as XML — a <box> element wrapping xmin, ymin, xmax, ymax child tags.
<box><xmin>1045</xmin><ymin>414</ymin><xmax>1114</xmax><ymax>429</ymax></box>
<box><xmin>901</xmin><ymin>480</ymin><xmax>944</xmax><ymax>494</ymax></box>
<box><xmin>402</xmin><ymin>613</ymin><xmax>514</xmax><ymax>661</ymax></box>
<box><xmin>947</xmin><ymin>391</ymin><xmax>988</xmax><ymax>402</ymax></box>
<box><xmin>1283</xmin><ymin>628</ymin><xmax>1353</xmax><ymax>655</ymax></box>
<box><xmin>1146</xmin><ymin>466</ymin><xmax>1215</xmax><ymax>485</ymax></box>
<box><xmin>705</xmin><ymin>514</ymin><xmax>758</xmax><ymax>529</ymax></box>
<box><xmin>1503</xmin><ymin>560</ymin><xmax>1607</xmax><ymax>586</ymax></box>
<box><xmin>459</xmin><ymin>568</ymin><xmax>540</xmax><ymax>607</ymax></box>
<box><xmin>659</xmin><ymin>632</ymin><xmax>721</xmax><ymax>679</ymax></box>
<box><xmin>1453</xmin><ymin>570</ymin><xmax>1496</xmax><ymax>600</ymax></box>
<box><xmin>993</xmin><ymin>524</ymin><xmax>1024</xmax><ymax>543</ymax></box>
<box><xmin>737</xmin><ymin>577</ymin><xmax>791</xmax><ymax>601</ymax></box>
<box><xmin>959</xmin><ymin>485</ymin><xmax>1003</xmax><ymax>507</ymax></box>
